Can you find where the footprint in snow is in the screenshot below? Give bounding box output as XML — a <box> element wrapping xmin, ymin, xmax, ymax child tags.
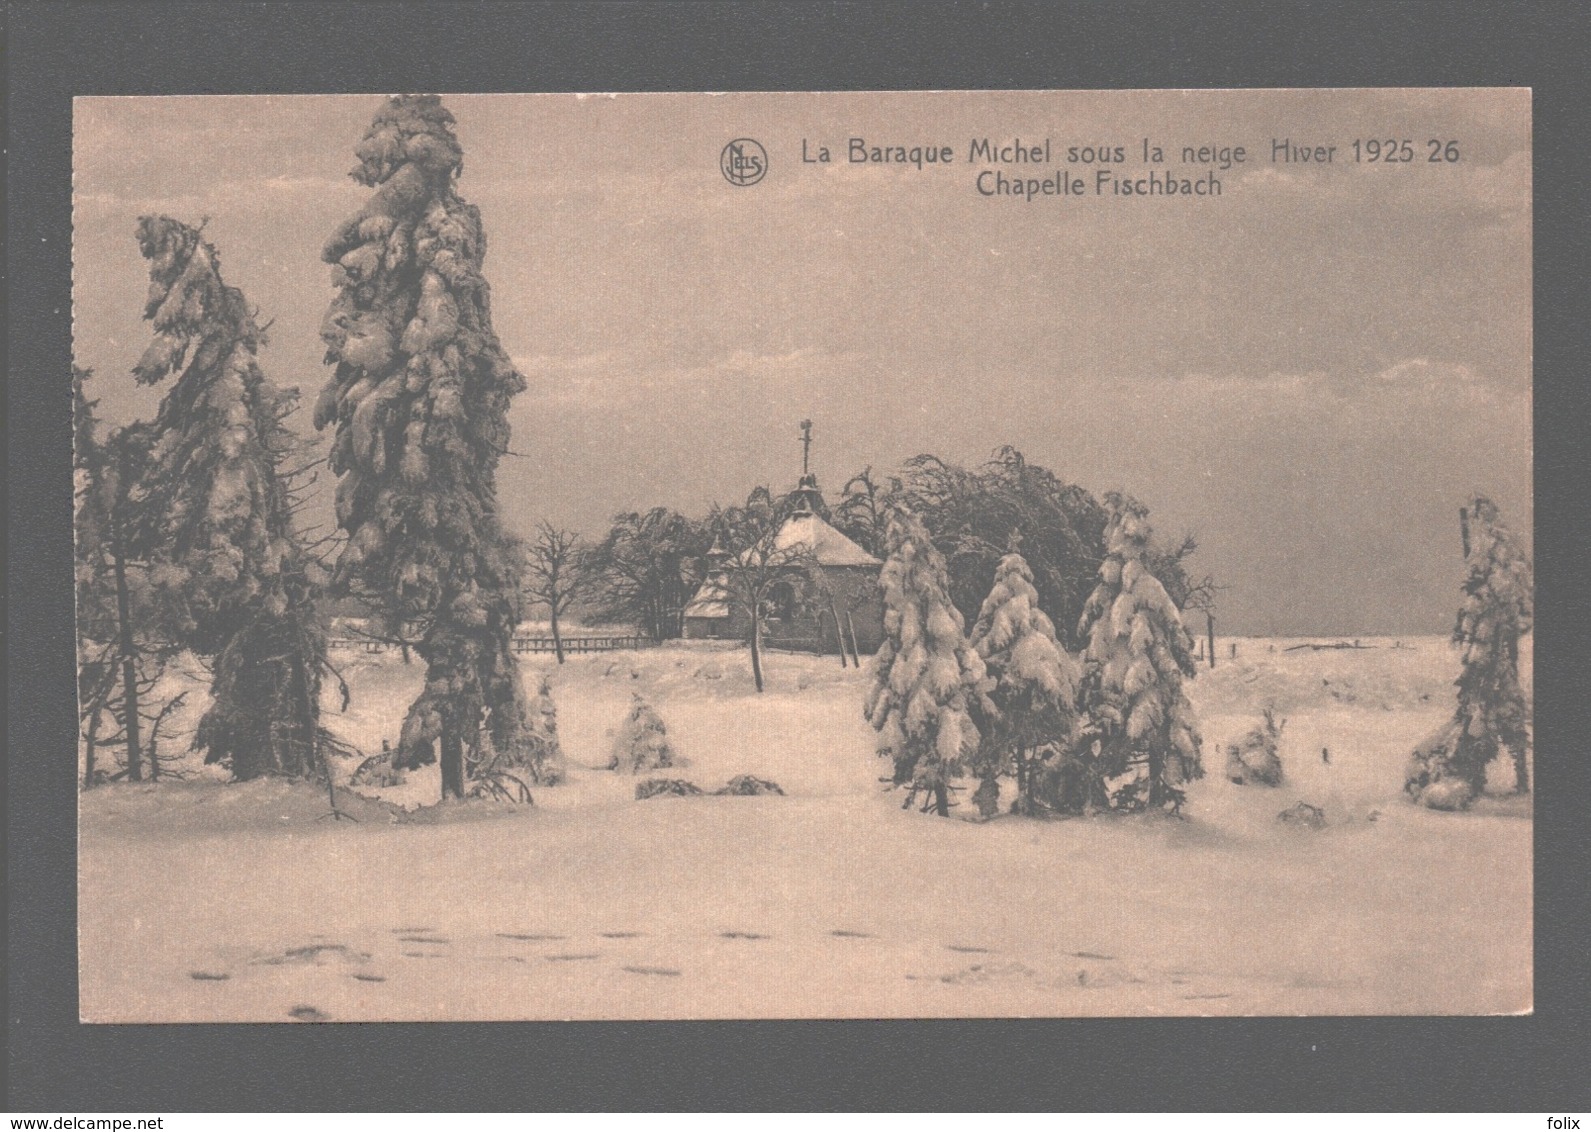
<box><xmin>254</xmin><ymin>943</ymin><xmax>369</xmax><ymax>967</ymax></box>
<box><xmin>941</xmin><ymin>962</ymin><xmax>1035</xmax><ymax>986</ymax></box>
<box><xmin>1073</xmin><ymin>967</ymin><xmax>1138</xmax><ymax>989</ymax></box>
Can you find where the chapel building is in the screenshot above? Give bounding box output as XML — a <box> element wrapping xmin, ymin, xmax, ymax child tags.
<box><xmin>682</xmin><ymin>426</ymin><xmax>884</xmax><ymax>655</ymax></box>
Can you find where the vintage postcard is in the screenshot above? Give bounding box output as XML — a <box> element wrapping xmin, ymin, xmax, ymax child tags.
<box><xmin>72</xmin><ymin>89</ymin><xmax>1531</xmax><ymax>1022</ymax></box>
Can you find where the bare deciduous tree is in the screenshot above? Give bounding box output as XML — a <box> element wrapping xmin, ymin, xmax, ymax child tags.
<box><xmin>523</xmin><ymin>522</ymin><xmax>589</xmax><ymax>664</ymax></box>
<box><xmin>711</xmin><ymin>491</ymin><xmax>819</xmax><ymax>694</ymax></box>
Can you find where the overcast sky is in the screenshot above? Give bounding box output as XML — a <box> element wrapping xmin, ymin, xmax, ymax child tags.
<box><xmin>73</xmin><ymin>90</ymin><xmax>1530</xmax><ymax>635</ymax></box>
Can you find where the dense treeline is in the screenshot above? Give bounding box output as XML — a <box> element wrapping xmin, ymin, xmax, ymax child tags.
<box><xmin>572</xmin><ymin>446</ymin><xmax>1212</xmax><ymax>655</ymax></box>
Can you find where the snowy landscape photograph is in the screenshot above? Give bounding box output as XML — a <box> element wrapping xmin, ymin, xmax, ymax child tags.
<box><xmin>70</xmin><ymin>89</ymin><xmax>1532</xmax><ymax>1021</ymax></box>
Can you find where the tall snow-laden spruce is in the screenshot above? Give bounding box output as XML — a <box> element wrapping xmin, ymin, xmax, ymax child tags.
<box><xmin>1075</xmin><ymin>493</ymin><xmax>1202</xmax><ymax>812</ymax></box>
<box><xmin>1405</xmin><ymin>497</ymin><xmax>1533</xmax><ymax>809</ymax></box>
<box><xmin>316</xmin><ymin>95</ymin><xmax>533</xmax><ymax>800</ymax></box>
<box><xmin>865</xmin><ymin>504</ymin><xmax>989</xmax><ymax>816</ymax></box>
<box><xmin>968</xmin><ymin>548</ymin><xmax>1081</xmax><ymax>816</ymax></box>
<box><xmin>130</xmin><ymin>216</ymin><xmax>327</xmax><ymax>781</ymax></box>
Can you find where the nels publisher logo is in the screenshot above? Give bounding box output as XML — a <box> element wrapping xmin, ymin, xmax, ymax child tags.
<box><xmin>720</xmin><ymin>138</ymin><xmax>768</xmax><ymax>186</ymax></box>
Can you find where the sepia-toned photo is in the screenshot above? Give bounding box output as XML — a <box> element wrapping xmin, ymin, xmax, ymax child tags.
<box><xmin>71</xmin><ymin>89</ymin><xmax>1531</xmax><ymax>1022</ymax></box>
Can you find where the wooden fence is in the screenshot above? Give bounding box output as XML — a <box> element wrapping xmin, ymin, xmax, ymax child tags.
<box><xmin>331</xmin><ymin>634</ymin><xmax>657</xmax><ymax>655</ymax></box>
<box><xmin>511</xmin><ymin>635</ymin><xmax>656</xmax><ymax>655</ymax></box>
<box><xmin>762</xmin><ymin>637</ymin><xmax>827</xmax><ymax>654</ymax></box>
<box><xmin>328</xmin><ymin>637</ymin><xmax>395</xmax><ymax>654</ymax></box>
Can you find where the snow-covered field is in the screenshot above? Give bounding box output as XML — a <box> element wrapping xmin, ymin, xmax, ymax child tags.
<box><xmin>78</xmin><ymin>635</ymin><xmax>1531</xmax><ymax>1021</ymax></box>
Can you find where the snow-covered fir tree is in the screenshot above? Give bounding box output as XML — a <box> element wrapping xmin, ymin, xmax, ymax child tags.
<box><xmin>525</xmin><ymin>674</ymin><xmax>565</xmax><ymax>785</ymax></box>
<box><xmin>610</xmin><ymin>694</ymin><xmax>676</xmax><ymax>774</ymax></box>
<box><xmin>865</xmin><ymin>504</ymin><xmax>989</xmax><ymax>817</ymax></box>
<box><xmin>1224</xmin><ymin>708</ymin><xmax>1285</xmax><ymax>787</ymax></box>
<box><xmin>968</xmin><ymin>547</ymin><xmax>1081</xmax><ymax>816</ymax></box>
<box><xmin>129</xmin><ymin>216</ymin><xmax>327</xmax><ymax>781</ymax></box>
<box><xmin>1405</xmin><ymin>496</ymin><xmax>1533</xmax><ymax>809</ymax></box>
<box><xmin>316</xmin><ymin>94</ymin><xmax>535</xmax><ymax>799</ymax></box>
<box><xmin>1074</xmin><ymin>493</ymin><xmax>1203</xmax><ymax>812</ymax></box>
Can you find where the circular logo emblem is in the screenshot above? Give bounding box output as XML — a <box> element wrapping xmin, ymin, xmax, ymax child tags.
<box><xmin>720</xmin><ymin>138</ymin><xmax>768</xmax><ymax>186</ymax></box>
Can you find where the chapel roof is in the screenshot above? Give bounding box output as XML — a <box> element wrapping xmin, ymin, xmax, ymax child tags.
<box><xmin>768</xmin><ymin>512</ymin><xmax>881</xmax><ymax>567</ymax></box>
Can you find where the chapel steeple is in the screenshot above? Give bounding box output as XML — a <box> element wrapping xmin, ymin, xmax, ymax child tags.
<box><xmin>788</xmin><ymin>419</ymin><xmax>824</xmax><ymax>516</ymax></box>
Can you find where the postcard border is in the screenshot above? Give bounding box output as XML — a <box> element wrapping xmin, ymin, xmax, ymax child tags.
<box><xmin>9</xmin><ymin>0</ymin><xmax>1591</xmax><ymax>1112</ymax></box>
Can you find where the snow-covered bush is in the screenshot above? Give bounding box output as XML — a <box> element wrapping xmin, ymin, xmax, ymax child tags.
<box><xmin>714</xmin><ymin>775</ymin><xmax>785</xmax><ymax>796</ymax></box>
<box><xmin>635</xmin><ymin>778</ymin><xmax>702</xmax><ymax>799</ymax></box>
<box><xmin>1225</xmin><ymin>709</ymin><xmax>1285</xmax><ymax>787</ymax></box>
<box><xmin>350</xmin><ymin>743</ymin><xmax>407</xmax><ymax>788</ymax></box>
<box><xmin>864</xmin><ymin>504</ymin><xmax>989</xmax><ymax>817</ymax></box>
<box><xmin>463</xmin><ymin>674</ymin><xmax>563</xmax><ymax>799</ymax></box>
<box><xmin>1277</xmin><ymin>800</ymin><xmax>1326</xmax><ymax>830</ymax></box>
<box><xmin>1405</xmin><ymin>496</ymin><xmax>1533</xmax><ymax>809</ymax></box>
<box><xmin>1073</xmin><ymin>494</ymin><xmax>1203</xmax><ymax>813</ymax></box>
<box><xmin>968</xmin><ymin>549</ymin><xmax>1080</xmax><ymax>816</ymax></box>
<box><xmin>611</xmin><ymin>694</ymin><xmax>677</xmax><ymax>774</ymax></box>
